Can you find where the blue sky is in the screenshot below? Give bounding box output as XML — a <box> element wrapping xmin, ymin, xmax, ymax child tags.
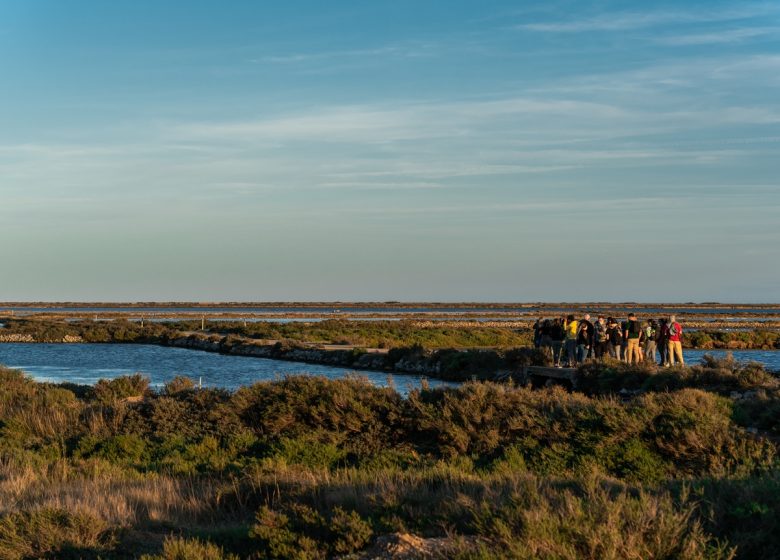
<box><xmin>1</xmin><ymin>1</ymin><xmax>778</xmax><ymax>302</ymax></box>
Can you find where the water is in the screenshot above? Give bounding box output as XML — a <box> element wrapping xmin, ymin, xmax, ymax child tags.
<box><xmin>0</xmin><ymin>343</ymin><xmax>778</xmax><ymax>393</ymax></box>
<box><xmin>0</xmin><ymin>344</ymin><xmax>454</xmax><ymax>394</ymax></box>
<box><xmin>3</xmin><ymin>305</ymin><xmax>779</xmax><ymax>316</ymax></box>
<box><xmin>668</xmin><ymin>349</ymin><xmax>780</xmax><ymax>371</ymax></box>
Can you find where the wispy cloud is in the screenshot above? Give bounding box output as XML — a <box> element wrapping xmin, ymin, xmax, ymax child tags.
<box><xmin>516</xmin><ymin>5</ymin><xmax>778</xmax><ymax>33</ymax></box>
<box><xmin>254</xmin><ymin>42</ymin><xmax>437</xmax><ymax>64</ymax></box>
<box><xmin>656</xmin><ymin>26</ymin><xmax>780</xmax><ymax>45</ymax></box>
<box><xmin>315</xmin><ymin>180</ymin><xmax>445</xmax><ymax>191</ymax></box>
<box><xmin>174</xmin><ymin>97</ymin><xmax>632</xmax><ymax>145</ymax></box>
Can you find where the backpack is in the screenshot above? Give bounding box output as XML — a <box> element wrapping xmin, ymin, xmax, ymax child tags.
<box><xmin>628</xmin><ymin>320</ymin><xmax>641</xmax><ymax>337</ymax></box>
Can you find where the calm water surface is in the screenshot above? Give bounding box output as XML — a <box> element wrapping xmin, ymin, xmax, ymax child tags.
<box><xmin>3</xmin><ymin>305</ymin><xmax>779</xmax><ymax>315</ymax></box>
<box><xmin>0</xmin><ymin>345</ymin><xmax>776</xmax><ymax>394</ymax></box>
<box><xmin>0</xmin><ymin>344</ymin><xmax>454</xmax><ymax>394</ymax></box>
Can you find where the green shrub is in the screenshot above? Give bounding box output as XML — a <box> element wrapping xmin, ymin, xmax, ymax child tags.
<box><xmin>434</xmin><ymin>349</ymin><xmax>504</xmax><ymax>379</ymax></box>
<box><xmin>232</xmin><ymin>376</ymin><xmax>405</xmax><ymax>457</ymax></box>
<box><xmin>464</xmin><ymin>479</ymin><xmax>735</xmax><ymax>560</ymax></box>
<box><xmin>733</xmin><ymin>388</ymin><xmax>780</xmax><ymax>435</ymax></box>
<box><xmin>577</xmin><ymin>355</ymin><xmax>778</xmax><ymax>396</ymax></box>
<box><xmin>139</xmin><ymin>536</ymin><xmax>239</xmax><ymax>560</ymax></box>
<box><xmin>249</xmin><ymin>504</ymin><xmax>371</xmax><ymax>559</ymax></box>
<box><xmin>93</xmin><ymin>374</ymin><xmax>150</xmax><ymax>404</ymax></box>
<box><xmin>271</xmin><ymin>437</ymin><xmax>347</xmax><ymax>470</ymax></box>
<box><xmin>249</xmin><ymin>506</ymin><xmax>322</xmax><ymax>560</ymax></box>
<box><xmin>164</xmin><ymin>376</ymin><xmax>195</xmax><ymax>395</ymax></box>
<box><xmin>75</xmin><ymin>434</ymin><xmax>149</xmax><ymax>466</ymax></box>
<box><xmin>0</xmin><ymin>509</ymin><xmax>113</xmax><ymax>560</ymax></box>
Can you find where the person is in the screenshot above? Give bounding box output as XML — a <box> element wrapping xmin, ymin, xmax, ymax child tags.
<box><xmin>576</xmin><ymin>318</ymin><xmax>591</xmax><ymax>364</ymax></box>
<box><xmin>550</xmin><ymin>317</ymin><xmax>565</xmax><ymax>367</ymax></box>
<box><xmin>667</xmin><ymin>315</ymin><xmax>684</xmax><ymax>366</ymax></box>
<box><xmin>644</xmin><ymin>320</ymin><xmax>658</xmax><ymax>364</ymax></box>
<box><xmin>620</xmin><ymin>318</ymin><xmax>630</xmax><ymax>363</ymax></box>
<box><xmin>532</xmin><ymin>318</ymin><xmax>544</xmax><ymax>349</ymax></box>
<box><xmin>580</xmin><ymin>313</ymin><xmax>594</xmax><ymax>360</ymax></box>
<box><xmin>593</xmin><ymin>316</ymin><xmax>610</xmax><ymax>359</ymax></box>
<box><xmin>564</xmin><ymin>314</ymin><xmax>578</xmax><ymax>367</ymax></box>
<box><xmin>607</xmin><ymin>317</ymin><xmax>623</xmax><ymax>360</ymax></box>
<box><xmin>539</xmin><ymin>319</ymin><xmax>553</xmax><ymax>362</ymax></box>
<box><xmin>657</xmin><ymin>318</ymin><xmax>669</xmax><ymax>366</ymax></box>
<box><xmin>623</xmin><ymin>313</ymin><xmax>643</xmax><ymax>364</ymax></box>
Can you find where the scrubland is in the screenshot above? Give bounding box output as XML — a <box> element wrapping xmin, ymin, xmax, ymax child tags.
<box><xmin>0</xmin><ymin>355</ymin><xmax>777</xmax><ymax>558</ymax></box>
<box><xmin>3</xmin><ymin>318</ymin><xmax>780</xmax><ymax>350</ymax></box>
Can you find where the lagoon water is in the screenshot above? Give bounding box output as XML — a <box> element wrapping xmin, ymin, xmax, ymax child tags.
<box><xmin>3</xmin><ymin>305</ymin><xmax>780</xmax><ymax>316</ymax></box>
<box><xmin>0</xmin><ymin>343</ymin><xmax>455</xmax><ymax>394</ymax></box>
<box><xmin>683</xmin><ymin>349</ymin><xmax>780</xmax><ymax>370</ymax></box>
<box><xmin>0</xmin><ymin>344</ymin><xmax>777</xmax><ymax>394</ymax></box>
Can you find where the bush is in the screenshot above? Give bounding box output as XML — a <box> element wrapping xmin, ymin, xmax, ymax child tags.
<box><xmin>75</xmin><ymin>433</ymin><xmax>149</xmax><ymax>466</ymax></box>
<box><xmin>576</xmin><ymin>355</ymin><xmax>778</xmax><ymax>396</ymax></box>
<box><xmin>232</xmin><ymin>376</ymin><xmax>405</xmax><ymax>457</ymax></box>
<box><xmin>164</xmin><ymin>376</ymin><xmax>195</xmax><ymax>395</ymax></box>
<box><xmin>732</xmin><ymin>388</ymin><xmax>780</xmax><ymax>435</ymax></box>
<box><xmin>0</xmin><ymin>509</ymin><xmax>113</xmax><ymax>560</ymax></box>
<box><xmin>464</xmin><ymin>478</ymin><xmax>735</xmax><ymax>560</ymax></box>
<box><xmin>249</xmin><ymin>504</ymin><xmax>372</xmax><ymax>559</ymax></box>
<box><xmin>271</xmin><ymin>437</ymin><xmax>347</xmax><ymax>470</ymax></box>
<box><xmin>93</xmin><ymin>374</ymin><xmax>150</xmax><ymax>404</ymax></box>
<box><xmin>139</xmin><ymin>536</ymin><xmax>239</xmax><ymax>560</ymax></box>
<box><xmin>434</xmin><ymin>349</ymin><xmax>504</xmax><ymax>379</ymax></box>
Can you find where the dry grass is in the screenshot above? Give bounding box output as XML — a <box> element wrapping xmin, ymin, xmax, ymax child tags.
<box><xmin>0</xmin><ymin>460</ymin><xmax>226</xmax><ymax>527</ymax></box>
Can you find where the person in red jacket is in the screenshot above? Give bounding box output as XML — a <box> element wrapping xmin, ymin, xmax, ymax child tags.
<box><xmin>667</xmin><ymin>315</ymin><xmax>684</xmax><ymax>366</ymax></box>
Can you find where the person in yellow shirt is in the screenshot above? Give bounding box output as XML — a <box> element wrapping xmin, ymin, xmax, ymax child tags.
<box><xmin>564</xmin><ymin>314</ymin><xmax>578</xmax><ymax>366</ymax></box>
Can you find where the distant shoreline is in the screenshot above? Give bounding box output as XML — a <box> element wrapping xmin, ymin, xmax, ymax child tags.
<box><xmin>1</xmin><ymin>301</ymin><xmax>780</xmax><ymax>309</ymax></box>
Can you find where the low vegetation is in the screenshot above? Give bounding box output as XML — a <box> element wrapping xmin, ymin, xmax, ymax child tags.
<box><xmin>4</xmin><ymin>317</ymin><xmax>779</xmax><ymax>350</ymax></box>
<box><xmin>0</xmin><ymin>318</ymin><xmax>171</xmax><ymax>343</ymax></box>
<box><xmin>0</xmin><ymin>356</ymin><xmax>776</xmax><ymax>557</ymax></box>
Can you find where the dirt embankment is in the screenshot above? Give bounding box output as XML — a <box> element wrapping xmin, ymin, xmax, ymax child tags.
<box><xmin>165</xmin><ymin>333</ymin><xmax>444</xmax><ymax>376</ymax></box>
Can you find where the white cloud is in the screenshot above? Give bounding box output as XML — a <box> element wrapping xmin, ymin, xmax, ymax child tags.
<box><xmin>656</xmin><ymin>26</ymin><xmax>780</xmax><ymax>45</ymax></box>
<box><xmin>256</xmin><ymin>42</ymin><xmax>438</xmax><ymax>64</ymax></box>
<box><xmin>516</xmin><ymin>5</ymin><xmax>778</xmax><ymax>33</ymax></box>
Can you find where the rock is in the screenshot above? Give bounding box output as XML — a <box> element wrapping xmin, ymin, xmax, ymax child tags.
<box><xmin>0</xmin><ymin>334</ymin><xmax>35</xmax><ymax>342</ymax></box>
<box><xmin>347</xmin><ymin>533</ymin><xmax>473</xmax><ymax>559</ymax></box>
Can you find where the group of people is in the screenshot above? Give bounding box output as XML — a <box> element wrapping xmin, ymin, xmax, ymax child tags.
<box><xmin>532</xmin><ymin>313</ymin><xmax>684</xmax><ymax>368</ymax></box>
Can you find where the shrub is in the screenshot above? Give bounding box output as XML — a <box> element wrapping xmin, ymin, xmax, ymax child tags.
<box><xmin>271</xmin><ymin>437</ymin><xmax>347</xmax><ymax>470</ymax></box>
<box><xmin>464</xmin><ymin>478</ymin><xmax>735</xmax><ymax>560</ymax></box>
<box><xmin>75</xmin><ymin>433</ymin><xmax>149</xmax><ymax>466</ymax></box>
<box><xmin>0</xmin><ymin>509</ymin><xmax>113</xmax><ymax>560</ymax></box>
<box><xmin>504</xmin><ymin>347</ymin><xmax>551</xmax><ymax>368</ymax></box>
<box><xmin>93</xmin><ymin>374</ymin><xmax>150</xmax><ymax>404</ymax></box>
<box><xmin>139</xmin><ymin>536</ymin><xmax>239</xmax><ymax>560</ymax></box>
<box><xmin>732</xmin><ymin>388</ymin><xmax>780</xmax><ymax>435</ymax></box>
<box><xmin>576</xmin><ymin>355</ymin><xmax>778</xmax><ymax>396</ymax></box>
<box><xmin>164</xmin><ymin>376</ymin><xmax>195</xmax><ymax>395</ymax></box>
<box><xmin>385</xmin><ymin>344</ymin><xmax>427</xmax><ymax>367</ymax></box>
<box><xmin>692</xmin><ymin>472</ymin><xmax>780</xmax><ymax>559</ymax></box>
<box><xmin>434</xmin><ymin>349</ymin><xmax>504</xmax><ymax>379</ymax></box>
<box><xmin>232</xmin><ymin>376</ymin><xmax>405</xmax><ymax>457</ymax></box>
<box><xmin>249</xmin><ymin>504</ymin><xmax>371</xmax><ymax>559</ymax></box>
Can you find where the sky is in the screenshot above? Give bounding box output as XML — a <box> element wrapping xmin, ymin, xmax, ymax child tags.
<box><xmin>1</xmin><ymin>0</ymin><xmax>779</xmax><ymax>302</ymax></box>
